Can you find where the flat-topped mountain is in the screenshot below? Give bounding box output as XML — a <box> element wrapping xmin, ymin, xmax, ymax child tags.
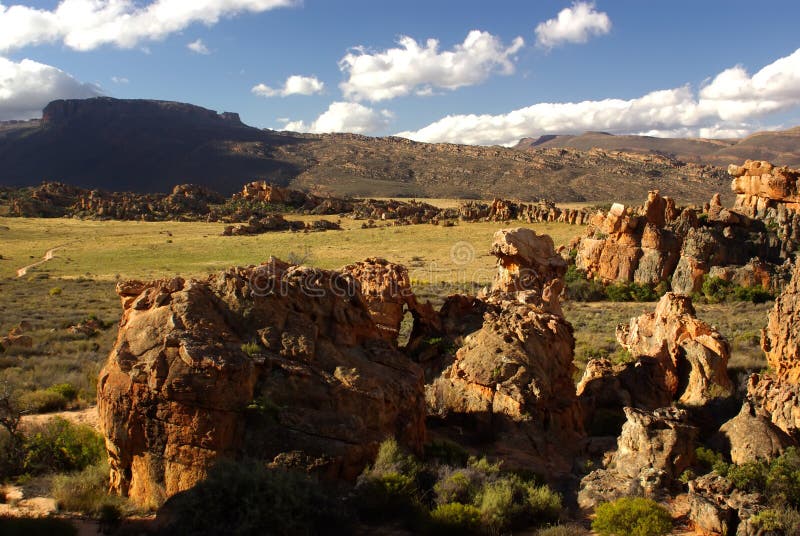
<box><xmin>515</xmin><ymin>127</ymin><xmax>800</xmax><ymax>167</ymax></box>
<box><xmin>0</xmin><ymin>97</ymin><xmax>740</xmax><ymax>202</ymax></box>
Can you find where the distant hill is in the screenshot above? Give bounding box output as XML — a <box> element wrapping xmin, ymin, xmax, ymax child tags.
<box><xmin>0</xmin><ymin>97</ymin><xmax>745</xmax><ymax>203</ymax></box>
<box><xmin>515</xmin><ymin>128</ymin><xmax>800</xmax><ymax>167</ymax></box>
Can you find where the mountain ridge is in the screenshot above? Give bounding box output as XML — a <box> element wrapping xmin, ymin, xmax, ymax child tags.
<box><xmin>0</xmin><ymin>97</ymin><xmax>784</xmax><ymax>203</ymax></box>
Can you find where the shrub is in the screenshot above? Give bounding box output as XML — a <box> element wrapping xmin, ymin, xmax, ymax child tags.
<box><xmin>477</xmin><ymin>474</ymin><xmax>561</xmax><ymax>533</ymax></box>
<box><xmin>51</xmin><ymin>460</ymin><xmax>122</xmax><ymax>515</ymax></box>
<box><xmin>428</xmin><ymin>502</ymin><xmax>482</xmax><ymax>534</ymax></box>
<box><xmin>564</xmin><ymin>266</ymin><xmax>607</xmax><ymax>301</ymax></box>
<box><xmin>695</xmin><ymin>446</ymin><xmax>728</xmax><ymax>475</ymax></box>
<box><xmin>22</xmin><ymin>417</ymin><xmax>104</xmax><ymax>475</ymax></box>
<box><xmin>49</xmin><ymin>287</ymin><xmax>62</xmax><ymax>297</ymax></box>
<box><xmin>700</xmin><ymin>276</ymin><xmax>775</xmax><ymax>304</ymax></box>
<box><xmin>161</xmin><ymin>460</ymin><xmax>352</xmax><ymax>536</ymax></box>
<box><xmin>240</xmin><ymin>341</ymin><xmax>261</xmax><ymax>357</ymax></box>
<box><xmin>354</xmin><ymin>471</ymin><xmax>421</xmax><ymax>522</ymax></box>
<box><xmin>592</xmin><ymin>497</ymin><xmax>672</xmax><ymax>536</ymax></box>
<box><xmin>751</xmin><ymin>507</ymin><xmax>800</xmax><ymax>534</ymax></box>
<box><xmin>18</xmin><ymin>389</ymin><xmax>68</xmax><ymax>413</ymax></box>
<box><xmin>48</xmin><ymin>383</ymin><xmax>78</xmax><ymax>401</ymax></box>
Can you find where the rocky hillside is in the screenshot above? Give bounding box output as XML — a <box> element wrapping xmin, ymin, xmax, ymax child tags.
<box><xmin>516</xmin><ymin>127</ymin><xmax>800</xmax><ymax>168</ymax></box>
<box><xmin>0</xmin><ymin>97</ymin><xmax>732</xmax><ymax>203</ymax></box>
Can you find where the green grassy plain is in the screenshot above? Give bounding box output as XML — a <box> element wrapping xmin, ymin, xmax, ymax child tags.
<box><xmin>0</xmin><ymin>216</ymin><xmax>581</xmax><ymax>283</ymax></box>
<box><xmin>0</xmin><ymin>215</ymin><xmax>770</xmax><ymax>405</ymax></box>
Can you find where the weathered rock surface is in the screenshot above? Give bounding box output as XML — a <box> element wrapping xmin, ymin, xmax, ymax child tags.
<box><xmin>341</xmin><ymin>257</ymin><xmax>439</xmax><ymax>344</ymax></box>
<box><xmin>713</xmin><ymin>401</ymin><xmax>794</xmax><ymax>464</ymax></box>
<box><xmin>98</xmin><ymin>261</ymin><xmax>426</xmax><ymax>508</ymax></box>
<box><xmin>578</xmin><ymin>407</ymin><xmax>697</xmax><ymax>508</ymax></box>
<box><xmin>426</xmin><ymin>227</ymin><xmax>583</xmax><ymax>474</ymax></box>
<box><xmin>762</xmin><ymin>254</ymin><xmax>800</xmax><ymax>384</ymax></box>
<box><xmin>616</xmin><ymin>293</ymin><xmax>733</xmax><ymax>405</ymax></box>
<box><xmin>489</xmin><ymin>227</ymin><xmax>566</xmax><ymax>315</ymax></box>
<box><xmin>688</xmin><ymin>472</ymin><xmax>765</xmax><ymax>536</ymax></box>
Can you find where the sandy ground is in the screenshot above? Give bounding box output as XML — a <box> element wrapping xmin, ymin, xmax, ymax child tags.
<box><xmin>19</xmin><ymin>405</ymin><xmax>100</xmax><ymax>432</ymax></box>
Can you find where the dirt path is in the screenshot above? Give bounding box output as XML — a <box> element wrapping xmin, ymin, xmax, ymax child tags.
<box><xmin>19</xmin><ymin>405</ymin><xmax>100</xmax><ymax>432</ymax></box>
<box><xmin>15</xmin><ymin>244</ymin><xmax>70</xmax><ymax>277</ymax></box>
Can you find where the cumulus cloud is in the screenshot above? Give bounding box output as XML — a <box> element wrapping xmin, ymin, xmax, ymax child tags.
<box><xmin>283</xmin><ymin>101</ymin><xmax>393</xmax><ymax>134</ymax></box>
<box><xmin>0</xmin><ymin>0</ymin><xmax>298</xmax><ymax>52</ymax></box>
<box><xmin>110</xmin><ymin>76</ymin><xmax>129</xmax><ymax>84</ymax></box>
<box><xmin>396</xmin><ymin>47</ymin><xmax>800</xmax><ymax>146</ymax></box>
<box><xmin>0</xmin><ymin>57</ymin><xmax>102</xmax><ymax>120</ymax></box>
<box><xmin>187</xmin><ymin>39</ymin><xmax>210</xmax><ymax>55</ymax></box>
<box><xmin>535</xmin><ymin>1</ymin><xmax>611</xmax><ymax>48</ymax></box>
<box><xmin>339</xmin><ymin>30</ymin><xmax>524</xmax><ymax>102</ymax></box>
<box><xmin>252</xmin><ymin>75</ymin><xmax>324</xmax><ymax>98</ymax></box>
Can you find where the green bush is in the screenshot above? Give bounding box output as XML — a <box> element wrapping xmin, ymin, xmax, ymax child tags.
<box><xmin>354</xmin><ymin>471</ymin><xmax>422</xmax><ymax>522</ymax></box>
<box><xmin>429</xmin><ymin>502</ymin><xmax>482</xmax><ymax>534</ymax></box>
<box><xmin>22</xmin><ymin>417</ymin><xmax>105</xmax><ymax>475</ymax></box>
<box><xmin>18</xmin><ymin>389</ymin><xmax>68</xmax><ymax>413</ymax></box>
<box><xmin>695</xmin><ymin>446</ymin><xmax>728</xmax><ymax>475</ymax></box>
<box><xmin>161</xmin><ymin>460</ymin><xmax>352</xmax><ymax>536</ymax></box>
<box><xmin>592</xmin><ymin>497</ymin><xmax>672</xmax><ymax>536</ymax></box>
<box><xmin>48</xmin><ymin>383</ymin><xmax>78</xmax><ymax>401</ymax></box>
<box><xmin>477</xmin><ymin>475</ymin><xmax>561</xmax><ymax>533</ymax></box>
<box><xmin>564</xmin><ymin>266</ymin><xmax>607</xmax><ymax>301</ymax></box>
<box><xmin>700</xmin><ymin>276</ymin><xmax>774</xmax><ymax>304</ymax></box>
<box><xmin>51</xmin><ymin>460</ymin><xmax>123</xmax><ymax>515</ymax></box>
<box><xmin>751</xmin><ymin>507</ymin><xmax>800</xmax><ymax>534</ymax></box>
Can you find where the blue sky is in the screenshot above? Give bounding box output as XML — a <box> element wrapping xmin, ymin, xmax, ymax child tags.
<box><xmin>1</xmin><ymin>0</ymin><xmax>800</xmax><ymax>145</ymax></box>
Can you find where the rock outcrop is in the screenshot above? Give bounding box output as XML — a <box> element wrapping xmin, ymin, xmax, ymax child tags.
<box><xmin>98</xmin><ymin>261</ymin><xmax>426</xmax><ymax>508</ymax></box>
<box><xmin>341</xmin><ymin>257</ymin><xmax>439</xmax><ymax>344</ymax></box>
<box><xmin>426</xmin><ymin>228</ymin><xmax>583</xmax><ymax>474</ymax></box>
<box><xmin>616</xmin><ymin>293</ymin><xmax>733</xmax><ymax>405</ymax></box>
<box><xmin>573</xmin><ymin>162</ymin><xmax>800</xmax><ymax>293</ymax></box>
<box><xmin>762</xmin><ymin>253</ymin><xmax>800</xmax><ymax>384</ymax></box>
<box><xmin>688</xmin><ymin>472</ymin><xmax>765</xmax><ymax>536</ymax></box>
<box><xmin>578</xmin><ymin>407</ymin><xmax>697</xmax><ymax>508</ymax></box>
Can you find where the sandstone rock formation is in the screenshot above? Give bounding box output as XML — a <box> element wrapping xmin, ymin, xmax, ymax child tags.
<box><xmin>762</xmin><ymin>253</ymin><xmax>800</xmax><ymax>384</ymax></box>
<box><xmin>578</xmin><ymin>407</ymin><xmax>697</xmax><ymax>508</ymax></box>
<box><xmin>713</xmin><ymin>401</ymin><xmax>793</xmax><ymax>464</ymax></box>
<box><xmin>341</xmin><ymin>257</ymin><xmax>439</xmax><ymax>344</ymax></box>
<box><xmin>688</xmin><ymin>472</ymin><xmax>765</xmax><ymax>536</ymax></box>
<box><xmin>0</xmin><ymin>323</ymin><xmax>33</xmax><ymax>351</ymax></box>
<box><xmin>572</xmin><ymin>163</ymin><xmax>800</xmax><ymax>293</ymax></box>
<box><xmin>98</xmin><ymin>261</ymin><xmax>426</xmax><ymax>508</ymax></box>
<box><xmin>616</xmin><ymin>292</ymin><xmax>733</xmax><ymax>405</ymax></box>
<box><xmin>426</xmin><ymin>228</ymin><xmax>583</xmax><ymax>474</ymax></box>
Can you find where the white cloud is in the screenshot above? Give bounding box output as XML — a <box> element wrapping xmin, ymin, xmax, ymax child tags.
<box><xmin>252</xmin><ymin>75</ymin><xmax>324</xmax><ymax>98</ymax></box>
<box><xmin>339</xmin><ymin>30</ymin><xmax>524</xmax><ymax>102</ymax></box>
<box><xmin>396</xmin><ymin>47</ymin><xmax>800</xmax><ymax>146</ymax></box>
<box><xmin>283</xmin><ymin>101</ymin><xmax>393</xmax><ymax>134</ymax></box>
<box><xmin>0</xmin><ymin>57</ymin><xmax>102</xmax><ymax>120</ymax></box>
<box><xmin>187</xmin><ymin>38</ymin><xmax>210</xmax><ymax>55</ymax></box>
<box><xmin>535</xmin><ymin>1</ymin><xmax>611</xmax><ymax>48</ymax></box>
<box><xmin>0</xmin><ymin>0</ymin><xmax>298</xmax><ymax>52</ymax></box>
<box><xmin>110</xmin><ymin>76</ymin><xmax>129</xmax><ymax>84</ymax></box>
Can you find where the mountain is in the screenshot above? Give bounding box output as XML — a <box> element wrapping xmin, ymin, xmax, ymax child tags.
<box><xmin>0</xmin><ymin>97</ymin><xmax>738</xmax><ymax>203</ymax></box>
<box><xmin>515</xmin><ymin>128</ymin><xmax>800</xmax><ymax>167</ymax></box>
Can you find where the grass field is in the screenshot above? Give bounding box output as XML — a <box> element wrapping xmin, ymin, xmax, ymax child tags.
<box><xmin>0</xmin><ymin>216</ymin><xmax>581</xmax><ymax>283</ymax></box>
<box><xmin>0</xmin><ymin>215</ymin><xmax>772</xmax><ymax>408</ymax></box>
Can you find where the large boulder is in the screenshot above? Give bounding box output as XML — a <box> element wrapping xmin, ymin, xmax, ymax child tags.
<box><xmin>98</xmin><ymin>260</ymin><xmax>426</xmax><ymax>508</ymax></box>
<box><xmin>688</xmin><ymin>472</ymin><xmax>765</xmax><ymax>536</ymax></box>
<box><xmin>578</xmin><ymin>406</ymin><xmax>697</xmax><ymax>508</ymax></box>
<box><xmin>616</xmin><ymin>292</ymin><xmax>733</xmax><ymax>405</ymax></box>
<box><xmin>713</xmin><ymin>400</ymin><xmax>794</xmax><ymax>465</ymax></box>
